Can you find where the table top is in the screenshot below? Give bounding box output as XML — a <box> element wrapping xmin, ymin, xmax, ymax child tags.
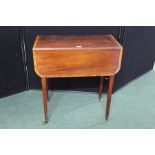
<box><xmin>33</xmin><ymin>34</ymin><xmax>123</xmax><ymax>77</ymax></box>
<box><xmin>33</xmin><ymin>35</ymin><xmax>122</xmax><ymax>51</ymax></box>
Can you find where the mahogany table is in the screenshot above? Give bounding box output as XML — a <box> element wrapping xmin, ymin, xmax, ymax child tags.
<box><xmin>32</xmin><ymin>35</ymin><xmax>123</xmax><ymax>122</ymax></box>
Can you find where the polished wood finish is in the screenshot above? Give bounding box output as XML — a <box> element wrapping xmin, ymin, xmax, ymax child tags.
<box><xmin>33</xmin><ymin>35</ymin><xmax>122</xmax><ymax>50</ymax></box>
<box><xmin>41</xmin><ymin>78</ymin><xmax>48</xmax><ymax>122</ymax></box>
<box><xmin>46</xmin><ymin>78</ymin><xmax>49</xmax><ymax>101</ymax></box>
<box><xmin>33</xmin><ymin>35</ymin><xmax>122</xmax><ymax>78</ymax></box>
<box><xmin>106</xmin><ymin>75</ymin><xmax>115</xmax><ymax>120</ymax></box>
<box><xmin>33</xmin><ymin>49</ymin><xmax>121</xmax><ymax>78</ymax></box>
<box><xmin>32</xmin><ymin>35</ymin><xmax>123</xmax><ymax>122</ymax></box>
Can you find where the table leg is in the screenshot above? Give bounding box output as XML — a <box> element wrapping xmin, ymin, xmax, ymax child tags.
<box><xmin>99</xmin><ymin>76</ymin><xmax>104</xmax><ymax>100</ymax></box>
<box><xmin>105</xmin><ymin>75</ymin><xmax>115</xmax><ymax>120</ymax></box>
<box><xmin>41</xmin><ymin>77</ymin><xmax>48</xmax><ymax>122</ymax></box>
<box><xmin>46</xmin><ymin>78</ymin><xmax>49</xmax><ymax>101</ymax></box>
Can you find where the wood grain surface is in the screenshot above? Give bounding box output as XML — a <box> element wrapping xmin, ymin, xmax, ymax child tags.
<box><xmin>33</xmin><ymin>35</ymin><xmax>122</xmax><ymax>50</ymax></box>
<box><xmin>33</xmin><ymin>35</ymin><xmax>122</xmax><ymax>78</ymax></box>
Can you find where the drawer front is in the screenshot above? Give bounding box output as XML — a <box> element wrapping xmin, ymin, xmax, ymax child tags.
<box><xmin>33</xmin><ymin>49</ymin><xmax>122</xmax><ymax>78</ymax></box>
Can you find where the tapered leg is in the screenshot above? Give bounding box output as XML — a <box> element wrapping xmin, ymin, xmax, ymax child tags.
<box><xmin>41</xmin><ymin>77</ymin><xmax>48</xmax><ymax>122</ymax></box>
<box><xmin>46</xmin><ymin>78</ymin><xmax>49</xmax><ymax>101</ymax></box>
<box><xmin>99</xmin><ymin>76</ymin><xmax>104</xmax><ymax>100</ymax></box>
<box><xmin>105</xmin><ymin>75</ymin><xmax>115</xmax><ymax>120</ymax></box>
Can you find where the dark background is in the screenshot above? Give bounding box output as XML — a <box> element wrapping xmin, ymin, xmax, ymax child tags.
<box><xmin>0</xmin><ymin>26</ymin><xmax>155</xmax><ymax>98</ymax></box>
